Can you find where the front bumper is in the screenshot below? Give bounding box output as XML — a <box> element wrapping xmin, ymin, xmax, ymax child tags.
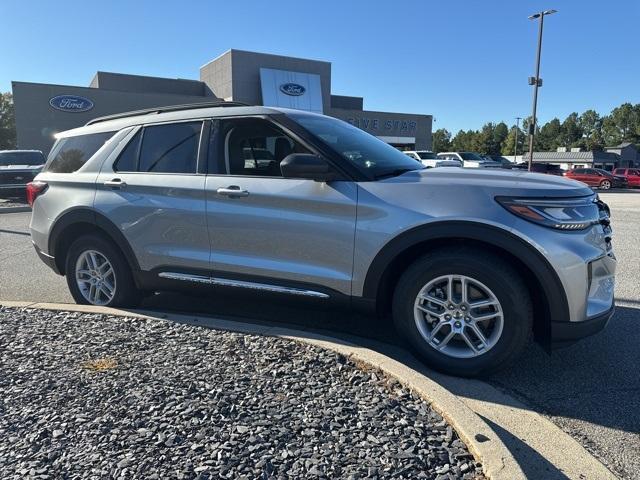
<box><xmin>551</xmin><ymin>304</ymin><xmax>614</xmax><ymax>347</ymax></box>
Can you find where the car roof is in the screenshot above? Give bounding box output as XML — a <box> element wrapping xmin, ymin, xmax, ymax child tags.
<box><xmin>56</xmin><ymin>104</ymin><xmax>285</xmax><ymax>139</ymax></box>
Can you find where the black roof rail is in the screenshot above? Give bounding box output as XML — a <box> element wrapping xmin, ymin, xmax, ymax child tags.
<box><xmin>85</xmin><ymin>101</ymin><xmax>250</xmax><ymax>126</ymax></box>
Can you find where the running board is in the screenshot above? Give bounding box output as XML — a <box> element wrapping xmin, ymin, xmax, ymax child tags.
<box><xmin>158</xmin><ymin>272</ymin><xmax>330</xmax><ymax>299</ymax></box>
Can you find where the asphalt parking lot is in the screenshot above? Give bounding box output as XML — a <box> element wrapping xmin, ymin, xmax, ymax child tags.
<box><xmin>1</xmin><ymin>191</ymin><xmax>638</xmax><ymax>479</ymax></box>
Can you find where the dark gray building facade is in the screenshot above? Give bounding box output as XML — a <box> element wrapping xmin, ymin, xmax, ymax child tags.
<box><xmin>13</xmin><ymin>49</ymin><xmax>432</xmax><ymax>155</ymax></box>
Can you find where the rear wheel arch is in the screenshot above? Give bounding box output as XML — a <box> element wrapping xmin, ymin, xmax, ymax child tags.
<box><xmin>362</xmin><ymin>221</ymin><xmax>569</xmax><ymax>344</ymax></box>
<box><xmin>49</xmin><ymin>208</ymin><xmax>140</xmax><ymax>278</ymax></box>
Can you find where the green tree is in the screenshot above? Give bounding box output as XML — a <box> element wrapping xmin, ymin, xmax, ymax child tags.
<box><xmin>501</xmin><ymin>125</ymin><xmax>526</xmax><ymax>156</ymax></box>
<box><xmin>561</xmin><ymin>112</ymin><xmax>584</xmax><ymax>147</ymax></box>
<box><xmin>577</xmin><ymin>109</ymin><xmax>604</xmax><ymax>150</ymax></box>
<box><xmin>0</xmin><ymin>92</ymin><xmax>16</xmax><ymax>149</ymax></box>
<box><xmin>452</xmin><ymin>130</ymin><xmax>478</xmax><ymax>152</ymax></box>
<box><xmin>537</xmin><ymin>118</ymin><xmax>562</xmax><ymax>151</ymax></box>
<box><xmin>493</xmin><ymin>122</ymin><xmax>509</xmax><ymax>154</ymax></box>
<box><xmin>602</xmin><ymin>103</ymin><xmax>639</xmax><ymax>145</ymax></box>
<box><xmin>431</xmin><ymin>128</ymin><xmax>452</xmax><ymax>153</ymax></box>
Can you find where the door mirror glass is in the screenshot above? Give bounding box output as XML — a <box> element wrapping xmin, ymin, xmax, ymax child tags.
<box><xmin>281</xmin><ymin>154</ymin><xmax>336</xmax><ymax>182</ymax></box>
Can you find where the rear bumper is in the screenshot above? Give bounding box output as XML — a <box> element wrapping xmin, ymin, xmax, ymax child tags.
<box><xmin>33</xmin><ymin>242</ymin><xmax>61</xmax><ymax>275</ymax></box>
<box><xmin>550</xmin><ymin>304</ymin><xmax>614</xmax><ymax>348</ymax></box>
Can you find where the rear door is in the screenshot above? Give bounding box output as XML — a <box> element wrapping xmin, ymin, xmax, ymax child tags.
<box><xmin>203</xmin><ymin>116</ymin><xmax>357</xmax><ymax>297</ymax></box>
<box><xmin>94</xmin><ymin>120</ymin><xmax>210</xmax><ymax>273</ymax></box>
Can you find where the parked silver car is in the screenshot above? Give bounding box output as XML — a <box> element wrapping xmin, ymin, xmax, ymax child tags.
<box><xmin>29</xmin><ymin>103</ymin><xmax>616</xmax><ymax>376</ymax></box>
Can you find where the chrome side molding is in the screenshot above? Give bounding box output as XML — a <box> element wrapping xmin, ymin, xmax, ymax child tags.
<box><xmin>158</xmin><ymin>272</ymin><xmax>330</xmax><ymax>298</ymax></box>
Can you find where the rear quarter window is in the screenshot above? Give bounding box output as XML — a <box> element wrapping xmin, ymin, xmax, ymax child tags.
<box><xmin>46</xmin><ymin>131</ymin><xmax>115</xmax><ymax>173</ymax></box>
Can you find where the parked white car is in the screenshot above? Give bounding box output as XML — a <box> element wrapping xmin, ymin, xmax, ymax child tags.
<box><xmin>404</xmin><ymin>151</ymin><xmax>462</xmax><ymax>168</ymax></box>
<box><xmin>437</xmin><ymin>152</ymin><xmax>502</xmax><ymax>168</ymax></box>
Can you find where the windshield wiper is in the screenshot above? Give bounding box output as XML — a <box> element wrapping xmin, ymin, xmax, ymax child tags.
<box><xmin>373</xmin><ymin>168</ymin><xmax>419</xmax><ymax>180</ymax></box>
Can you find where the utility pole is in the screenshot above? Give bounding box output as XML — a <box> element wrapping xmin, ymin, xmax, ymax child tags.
<box><xmin>527</xmin><ymin>9</ymin><xmax>557</xmax><ymax>171</ymax></box>
<box><xmin>514</xmin><ymin>117</ymin><xmax>522</xmax><ymax>163</ymax></box>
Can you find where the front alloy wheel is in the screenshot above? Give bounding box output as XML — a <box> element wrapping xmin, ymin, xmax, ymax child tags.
<box><xmin>392</xmin><ymin>248</ymin><xmax>532</xmax><ymax>376</ymax></box>
<box><xmin>600</xmin><ymin>179</ymin><xmax>611</xmax><ymax>190</ymax></box>
<box><xmin>414</xmin><ymin>275</ymin><xmax>503</xmax><ymax>359</ymax></box>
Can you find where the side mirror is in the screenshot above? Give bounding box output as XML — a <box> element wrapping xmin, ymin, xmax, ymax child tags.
<box><xmin>281</xmin><ymin>153</ymin><xmax>337</xmax><ymax>182</ymax></box>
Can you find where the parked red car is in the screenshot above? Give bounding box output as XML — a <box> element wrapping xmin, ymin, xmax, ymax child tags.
<box><xmin>563</xmin><ymin>168</ymin><xmax>628</xmax><ymax>190</ymax></box>
<box><xmin>613</xmin><ymin>168</ymin><xmax>640</xmax><ymax>188</ymax></box>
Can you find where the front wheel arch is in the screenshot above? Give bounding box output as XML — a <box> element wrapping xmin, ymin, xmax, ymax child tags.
<box><xmin>362</xmin><ymin>222</ymin><xmax>569</xmax><ymax>345</ymax></box>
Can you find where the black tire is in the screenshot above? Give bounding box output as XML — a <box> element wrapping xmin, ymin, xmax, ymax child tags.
<box><xmin>65</xmin><ymin>234</ymin><xmax>140</xmax><ymax>307</ymax></box>
<box><xmin>599</xmin><ymin>179</ymin><xmax>611</xmax><ymax>190</ymax></box>
<box><xmin>392</xmin><ymin>247</ymin><xmax>532</xmax><ymax>377</ymax></box>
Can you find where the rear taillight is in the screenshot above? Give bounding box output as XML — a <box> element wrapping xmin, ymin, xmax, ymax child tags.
<box><xmin>26</xmin><ymin>181</ymin><xmax>48</xmax><ymax>207</ymax></box>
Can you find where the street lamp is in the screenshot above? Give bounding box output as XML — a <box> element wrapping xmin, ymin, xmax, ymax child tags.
<box><xmin>514</xmin><ymin>117</ymin><xmax>522</xmax><ymax>163</ymax></box>
<box><xmin>527</xmin><ymin>9</ymin><xmax>557</xmax><ymax>172</ymax></box>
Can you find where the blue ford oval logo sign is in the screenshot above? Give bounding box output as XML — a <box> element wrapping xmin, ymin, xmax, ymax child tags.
<box><xmin>49</xmin><ymin>95</ymin><xmax>94</xmax><ymax>112</ymax></box>
<box><xmin>279</xmin><ymin>83</ymin><xmax>306</xmax><ymax>96</ymax></box>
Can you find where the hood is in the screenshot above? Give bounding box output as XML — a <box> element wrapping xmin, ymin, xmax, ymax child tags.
<box><xmin>382</xmin><ymin>167</ymin><xmax>593</xmax><ymax>198</ymax></box>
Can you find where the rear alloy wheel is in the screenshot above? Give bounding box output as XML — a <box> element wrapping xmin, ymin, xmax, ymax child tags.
<box><xmin>75</xmin><ymin>250</ymin><xmax>116</xmax><ymax>305</ymax></box>
<box><xmin>599</xmin><ymin>179</ymin><xmax>611</xmax><ymax>190</ymax></box>
<box><xmin>65</xmin><ymin>234</ymin><xmax>140</xmax><ymax>307</ymax></box>
<box><xmin>392</xmin><ymin>248</ymin><xmax>532</xmax><ymax>377</ymax></box>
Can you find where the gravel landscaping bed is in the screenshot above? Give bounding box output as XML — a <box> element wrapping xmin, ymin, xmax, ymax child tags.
<box><xmin>0</xmin><ymin>306</ymin><xmax>484</xmax><ymax>479</ymax></box>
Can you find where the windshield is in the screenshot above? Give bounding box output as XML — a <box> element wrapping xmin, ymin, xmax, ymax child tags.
<box><xmin>460</xmin><ymin>152</ymin><xmax>485</xmax><ymax>161</ymax></box>
<box><xmin>287</xmin><ymin>112</ymin><xmax>424</xmax><ymax>178</ymax></box>
<box><xmin>417</xmin><ymin>151</ymin><xmax>437</xmax><ymax>160</ymax></box>
<box><xmin>0</xmin><ymin>151</ymin><xmax>45</xmax><ymax>166</ymax></box>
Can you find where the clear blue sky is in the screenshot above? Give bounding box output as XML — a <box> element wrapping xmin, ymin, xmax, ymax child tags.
<box><xmin>3</xmin><ymin>0</ymin><xmax>638</xmax><ymax>133</ymax></box>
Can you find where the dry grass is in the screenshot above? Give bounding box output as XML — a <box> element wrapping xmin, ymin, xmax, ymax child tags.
<box><xmin>82</xmin><ymin>357</ymin><xmax>118</xmax><ymax>372</ymax></box>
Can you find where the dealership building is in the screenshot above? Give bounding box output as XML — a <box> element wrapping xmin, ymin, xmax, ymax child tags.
<box><xmin>12</xmin><ymin>49</ymin><xmax>433</xmax><ymax>155</ymax></box>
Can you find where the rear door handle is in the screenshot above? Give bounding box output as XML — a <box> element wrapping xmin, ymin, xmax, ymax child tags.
<box><xmin>104</xmin><ymin>178</ymin><xmax>126</xmax><ymax>189</ymax></box>
<box><xmin>216</xmin><ymin>186</ymin><xmax>249</xmax><ymax>198</ymax></box>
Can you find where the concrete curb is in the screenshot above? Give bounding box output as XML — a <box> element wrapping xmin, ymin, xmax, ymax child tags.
<box><xmin>0</xmin><ymin>206</ymin><xmax>31</xmax><ymax>214</ymax></box>
<box><xmin>1</xmin><ymin>301</ymin><xmax>618</xmax><ymax>480</ymax></box>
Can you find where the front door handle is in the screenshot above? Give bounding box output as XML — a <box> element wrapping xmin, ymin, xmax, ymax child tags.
<box><xmin>216</xmin><ymin>186</ymin><xmax>249</xmax><ymax>198</ymax></box>
<box><xmin>104</xmin><ymin>178</ymin><xmax>126</xmax><ymax>189</ymax></box>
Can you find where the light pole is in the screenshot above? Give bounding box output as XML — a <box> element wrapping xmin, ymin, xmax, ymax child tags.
<box><xmin>514</xmin><ymin>117</ymin><xmax>522</xmax><ymax>163</ymax></box>
<box><xmin>527</xmin><ymin>9</ymin><xmax>557</xmax><ymax>171</ymax></box>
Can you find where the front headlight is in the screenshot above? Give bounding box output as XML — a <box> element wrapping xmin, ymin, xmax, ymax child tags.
<box><xmin>496</xmin><ymin>196</ymin><xmax>600</xmax><ymax>230</ymax></box>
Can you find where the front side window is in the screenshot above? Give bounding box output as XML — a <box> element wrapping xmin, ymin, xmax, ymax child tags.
<box><xmin>46</xmin><ymin>131</ymin><xmax>115</xmax><ymax>173</ymax></box>
<box><xmin>418</xmin><ymin>152</ymin><xmax>437</xmax><ymax>160</ymax></box>
<box><xmin>222</xmin><ymin>118</ymin><xmax>310</xmax><ymax>177</ymax></box>
<box><xmin>286</xmin><ymin>112</ymin><xmax>424</xmax><ymax>179</ymax></box>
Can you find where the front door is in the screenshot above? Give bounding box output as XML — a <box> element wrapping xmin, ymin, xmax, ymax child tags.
<box><xmin>204</xmin><ymin>117</ymin><xmax>357</xmax><ymax>296</ymax></box>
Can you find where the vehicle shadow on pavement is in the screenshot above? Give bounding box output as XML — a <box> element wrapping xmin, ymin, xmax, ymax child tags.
<box><xmin>478</xmin><ymin>416</ymin><xmax>570</xmax><ymax>480</ymax></box>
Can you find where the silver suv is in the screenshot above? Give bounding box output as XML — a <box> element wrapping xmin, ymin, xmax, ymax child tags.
<box><xmin>29</xmin><ymin>102</ymin><xmax>616</xmax><ymax>376</ymax></box>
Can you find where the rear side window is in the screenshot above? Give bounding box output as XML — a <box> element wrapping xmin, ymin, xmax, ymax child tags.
<box><xmin>114</xmin><ymin>122</ymin><xmax>201</xmax><ymax>173</ymax></box>
<box><xmin>139</xmin><ymin>122</ymin><xmax>201</xmax><ymax>173</ymax></box>
<box><xmin>47</xmin><ymin>132</ymin><xmax>115</xmax><ymax>173</ymax></box>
